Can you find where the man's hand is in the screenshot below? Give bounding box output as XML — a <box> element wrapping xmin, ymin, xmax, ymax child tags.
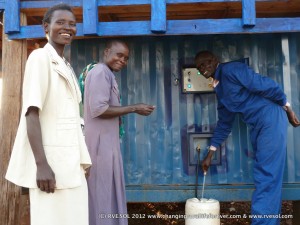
<box><xmin>201</xmin><ymin>150</ymin><xmax>215</xmax><ymax>173</ymax></box>
<box><xmin>36</xmin><ymin>162</ymin><xmax>56</xmax><ymax>193</ymax></box>
<box><xmin>286</xmin><ymin>106</ymin><xmax>300</xmax><ymax>127</ymax></box>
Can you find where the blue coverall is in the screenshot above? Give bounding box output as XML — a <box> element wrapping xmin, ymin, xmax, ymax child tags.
<box><xmin>210</xmin><ymin>62</ymin><xmax>288</xmax><ymax>225</ymax></box>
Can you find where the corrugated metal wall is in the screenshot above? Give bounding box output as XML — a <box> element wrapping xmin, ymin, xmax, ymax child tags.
<box><xmin>71</xmin><ymin>33</ymin><xmax>300</xmax><ymax>200</ymax></box>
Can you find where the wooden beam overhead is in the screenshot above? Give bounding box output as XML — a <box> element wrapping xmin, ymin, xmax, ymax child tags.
<box><xmin>0</xmin><ymin>1</ymin><xmax>4</xmax><ymax>10</ymax></box>
<box><xmin>4</xmin><ymin>0</ymin><xmax>20</xmax><ymax>33</ymax></box>
<box><xmin>242</xmin><ymin>0</ymin><xmax>256</xmax><ymax>27</ymax></box>
<box><xmin>18</xmin><ymin>1</ymin><xmax>300</xmax><ymax>22</ymax></box>
<box><xmin>83</xmin><ymin>0</ymin><xmax>98</xmax><ymax>35</ymax></box>
<box><xmin>8</xmin><ymin>17</ymin><xmax>300</xmax><ymax>40</ymax></box>
<box><xmin>19</xmin><ymin>0</ymin><xmax>246</xmax><ymax>8</ymax></box>
<box><xmin>4</xmin><ymin>0</ymin><xmax>300</xmax><ymax>38</ymax></box>
<box><xmin>151</xmin><ymin>0</ymin><xmax>166</xmax><ymax>33</ymax></box>
<box><xmin>20</xmin><ymin>0</ymin><xmax>81</xmax><ymax>8</ymax></box>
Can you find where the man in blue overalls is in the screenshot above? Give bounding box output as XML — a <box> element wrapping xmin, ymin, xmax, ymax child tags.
<box><xmin>196</xmin><ymin>51</ymin><xmax>300</xmax><ymax>225</ymax></box>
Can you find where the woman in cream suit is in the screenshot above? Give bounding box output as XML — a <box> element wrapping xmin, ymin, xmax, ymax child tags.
<box><xmin>6</xmin><ymin>4</ymin><xmax>91</xmax><ymax>225</ymax></box>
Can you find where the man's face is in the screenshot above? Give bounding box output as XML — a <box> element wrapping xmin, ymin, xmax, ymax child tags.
<box><xmin>104</xmin><ymin>43</ymin><xmax>129</xmax><ymax>72</ymax></box>
<box><xmin>195</xmin><ymin>56</ymin><xmax>217</xmax><ymax>79</ymax></box>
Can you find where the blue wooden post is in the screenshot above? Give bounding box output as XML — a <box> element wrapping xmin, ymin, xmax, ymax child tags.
<box><xmin>242</xmin><ymin>0</ymin><xmax>256</xmax><ymax>27</ymax></box>
<box><xmin>0</xmin><ymin>0</ymin><xmax>5</xmax><ymax>10</ymax></box>
<box><xmin>83</xmin><ymin>0</ymin><xmax>98</xmax><ymax>35</ymax></box>
<box><xmin>151</xmin><ymin>0</ymin><xmax>166</xmax><ymax>33</ymax></box>
<box><xmin>4</xmin><ymin>0</ymin><xmax>20</xmax><ymax>33</ymax></box>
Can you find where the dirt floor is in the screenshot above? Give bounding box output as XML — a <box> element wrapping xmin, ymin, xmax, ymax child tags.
<box><xmin>127</xmin><ymin>201</ymin><xmax>293</xmax><ymax>225</ymax></box>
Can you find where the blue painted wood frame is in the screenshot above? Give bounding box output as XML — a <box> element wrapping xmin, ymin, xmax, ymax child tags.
<box><xmin>0</xmin><ymin>0</ymin><xmax>5</xmax><ymax>9</ymax></box>
<box><xmin>20</xmin><ymin>0</ymin><xmax>81</xmax><ymax>8</ymax></box>
<box><xmin>19</xmin><ymin>0</ymin><xmax>241</xmax><ymax>8</ymax></box>
<box><xmin>5</xmin><ymin>0</ymin><xmax>300</xmax><ymax>38</ymax></box>
<box><xmin>98</xmin><ymin>0</ymin><xmax>243</xmax><ymax>5</ymax></box>
<box><xmin>8</xmin><ymin>17</ymin><xmax>300</xmax><ymax>40</ymax></box>
<box><xmin>83</xmin><ymin>0</ymin><xmax>98</xmax><ymax>35</ymax></box>
<box><xmin>151</xmin><ymin>0</ymin><xmax>166</xmax><ymax>33</ymax></box>
<box><xmin>4</xmin><ymin>0</ymin><xmax>20</xmax><ymax>33</ymax></box>
<box><xmin>242</xmin><ymin>0</ymin><xmax>256</xmax><ymax>27</ymax></box>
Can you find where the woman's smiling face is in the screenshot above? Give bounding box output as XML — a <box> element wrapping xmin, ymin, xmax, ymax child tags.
<box><xmin>44</xmin><ymin>9</ymin><xmax>77</xmax><ymax>51</ymax></box>
<box><xmin>104</xmin><ymin>42</ymin><xmax>129</xmax><ymax>72</ymax></box>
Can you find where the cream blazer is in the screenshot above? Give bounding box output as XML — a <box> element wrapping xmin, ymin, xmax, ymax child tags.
<box><xmin>6</xmin><ymin>43</ymin><xmax>92</xmax><ymax>189</ymax></box>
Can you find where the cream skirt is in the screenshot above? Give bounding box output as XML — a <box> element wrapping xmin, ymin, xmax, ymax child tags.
<box><xmin>29</xmin><ymin>169</ymin><xmax>88</xmax><ymax>225</ymax></box>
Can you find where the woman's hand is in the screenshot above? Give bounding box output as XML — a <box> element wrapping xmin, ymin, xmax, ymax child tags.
<box><xmin>133</xmin><ymin>104</ymin><xmax>156</xmax><ymax>116</ymax></box>
<box><xmin>36</xmin><ymin>162</ymin><xmax>56</xmax><ymax>193</ymax></box>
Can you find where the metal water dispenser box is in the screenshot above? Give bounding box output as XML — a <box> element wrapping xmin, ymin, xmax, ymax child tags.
<box><xmin>182</xmin><ymin>68</ymin><xmax>214</xmax><ymax>93</ymax></box>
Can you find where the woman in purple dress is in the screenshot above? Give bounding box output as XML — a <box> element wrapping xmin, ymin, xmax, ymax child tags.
<box><xmin>83</xmin><ymin>40</ymin><xmax>155</xmax><ymax>225</ymax></box>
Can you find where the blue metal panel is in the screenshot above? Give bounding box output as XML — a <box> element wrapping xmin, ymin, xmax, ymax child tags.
<box><xmin>71</xmin><ymin>33</ymin><xmax>300</xmax><ymax>201</ymax></box>
<box><xmin>242</xmin><ymin>0</ymin><xmax>256</xmax><ymax>27</ymax></box>
<box><xmin>151</xmin><ymin>0</ymin><xmax>166</xmax><ymax>33</ymax></box>
<box><xmin>83</xmin><ymin>0</ymin><xmax>98</xmax><ymax>35</ymax></box>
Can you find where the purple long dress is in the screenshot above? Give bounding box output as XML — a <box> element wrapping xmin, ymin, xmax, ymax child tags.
<box><xmin>84</xmin><ymin>63</ymin><xmax>128</xmax><ymax>225</ymax></box>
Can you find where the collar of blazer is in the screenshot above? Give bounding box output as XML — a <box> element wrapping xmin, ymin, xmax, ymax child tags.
<box><xmin>44</xmin><ymin>43</ymin><xmax>82</xmax><ymax>104</ymax></box>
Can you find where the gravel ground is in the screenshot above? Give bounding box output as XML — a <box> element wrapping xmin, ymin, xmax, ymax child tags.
<box><xmin>127</xmin><ymin>201</ymin><xmax>293</xmax><ymax>225</ymax></box>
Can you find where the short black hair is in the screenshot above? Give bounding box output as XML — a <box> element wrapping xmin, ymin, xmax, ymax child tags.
<box><xmin>194</xmin><ymin>50</ymin><xmax>215</xmax><ymax>61</ymax></box>
<box><xmin>105</xmin><ymin>39</ymin><xmax>128</xmax><ymax>49</ymax></box>
<box><xmin>42</xmin><ymin>3</ymin><xmax>74</xmax><ymax>24</ymax></box>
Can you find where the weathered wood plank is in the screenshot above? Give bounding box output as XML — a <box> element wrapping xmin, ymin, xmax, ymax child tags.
<box><xmin>0</xmin><ymin>13</ymin><xmax>28</xmax><ymax>225</ymax></box>
<box><xmin>83</xmin><ymin>0</ymin><xmax>98</xmax><ymax>35</ymax></box>
<box><xmin>4</xmin><ymin>0</ymin><xmax>20</xmax><ymax>33</ymax></box>
<box><xmin>242</xmin><ymin>0</ymin><xmax>256</xmax><ymax>26</ymax></box>
<box><xmin>151</xmin><ymin>0</ymin><xmax>166</xmax><ymax>33</ymax></box>
<box><xmin>8</xmin><ymin>17</ymin><xmax>300</xmax><ymax>39</ymax></box>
